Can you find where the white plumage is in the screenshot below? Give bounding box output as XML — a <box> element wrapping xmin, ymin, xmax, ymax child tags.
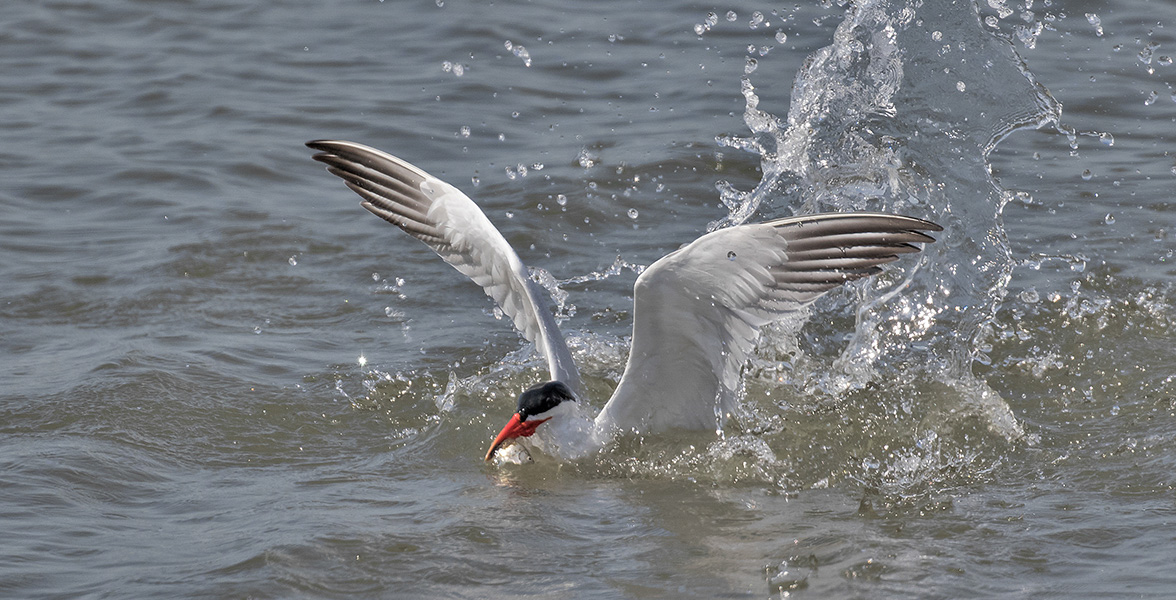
<box><xmin>308</xmin><ymin>140</ymin><xmax>940</xmax><ymax>459</ymax></box>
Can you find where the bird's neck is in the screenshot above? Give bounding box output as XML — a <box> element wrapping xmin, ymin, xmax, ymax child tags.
<box><xmin>530</xmin><ymin>400</ymin><xmax>609</xmax><ymax>460</ymax></box>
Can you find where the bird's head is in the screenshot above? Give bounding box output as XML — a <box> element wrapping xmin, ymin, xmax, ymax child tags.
<box><xmin>484</xmin><ymin>380</ymin><xmax>577</xmax><ymax>461</ymax></box>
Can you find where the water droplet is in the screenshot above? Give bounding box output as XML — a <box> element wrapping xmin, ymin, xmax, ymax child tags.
<box><xmin>1110</xmin><ymin>404</ymin><xmax>1121</xmax><ymax>416</ymax></box>
<box><xmin>504</xmin><ymin>40</ymin><xmax>532</xmax><ymax>67</ymax></box>
<box><xmin>989</xmin><ymin>0</ymin><xmax>1013</xmax><ymax>18</ymax></box>
<box><xmin>956</xmin><ymin>81</ymin><xmax>967</xmax><ymax>92</ymax></box>
<box><xmin>1145</xmin><ymin>90</ymin><xmax>1159</xmax><ymax>106</ymax></box>
<box><xmin>627</xmin><ymin>208</ymin><xmax>639</xmax><ymax>219</ymax></box>
<box><xmin>931</xmin><ymin>30</ymin><xmax>943</xmax><ymax>41</ymax></box>
<box><xmin>1018</xmin><ymin>287</ymin><xmax>1040</xmax><ymax>304</ymax></box>
<box><xmin>288</xmin><ymin>255</ymin><xmax>298</xmax><ymax>266</ymax></box>
<box><xmin>577</xmin><ymin>147</ymin><xmax>598</xmax><ymax>168</ymax></box>
<box><xmin>1085</xmin><ymin>12</ymin><xmax>1104</xmax><ymax>36</ymax></box>
<box><xmin>693</xmin><ymin>23</ymin><xmax>707</xmax><ymax>36</ymax></box>
<box><xmin>1104</xmin><ymin>213</ymin><xmax>1115</xmax><ymax>225</ymax></box>
<box><xmin>1081</xmin><ymin>169</ymin><xmax>1093</xmax><ymax>181</ymax></box>
<box><xmin>775</xmin><ymin>31</ymin><xmax>788</xmax><ymax>44</ymax></box>
<box><xmin>556</xmin><ymin>194</ymin><xmax>568</xmax><ymax>206</ymax></box>
<box><xmin>459</xmin><ymin>125</ymin><xmax>471</xmax><ymax>137</ymax></box>
<box><xmin>727</xmin><ymin>250</ymin><xmax>737</xmax><ymax>260</ymax></box>
<box><xmin>744</xmin><ymin>57</ymin><xmax>758</xmax><ymax>75</ymax></box>
<box><xmin>1098</xmin><ymin>132</ymin><xmax>1114</xmax><ymax>146</ymax></box>
<box><xmin>726</xmin><ymin>10</ymin><xmax>737</xmax><ymax>22</ymax></box>
<box><xmin>1138</xmin><ymin>41</ymin><xmax>1160</xmax><ymax>65</ymax></box>
<box><xmin>371</xmin><ymin>272</ymin><xmax>380</xmax><ymax>281</ymax></box>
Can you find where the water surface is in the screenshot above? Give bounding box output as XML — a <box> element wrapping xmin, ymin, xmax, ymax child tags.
<box><xmin>2</xmin><ymin>0</ymin><xmax>1174</xmax><ymax>597</ymax></box>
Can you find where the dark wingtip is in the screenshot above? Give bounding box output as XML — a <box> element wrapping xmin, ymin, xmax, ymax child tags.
<box><xmin>920</xmin><ymin>220</ymin><xmax>944</xmax><ymax>233</ymax></box>
<box><xmin>908</xmin><ymin>230</ymin><xmax>938</xmax><ymax>243</ymax></box>
<box><xmin>891</xmin><ymin>215</ymin><xmax>942</xmax><ymax>233</ymax></box>
<box><xmin>306</xmin><ymin>140</ymin><xmax>336</xmax><ymax>163</ymax></box>
<box><xmin>909</xmin><ymin>215</ymin><xmax>943</xmax><ymax>233</ymax></box>
<box><xmin>306</xmin><ymin>139</ymin><xmax>355</xmax><ymax>155</ymax></box>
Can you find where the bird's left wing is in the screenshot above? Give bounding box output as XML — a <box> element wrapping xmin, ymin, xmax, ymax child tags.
<box><xmin>307</xmin><ymin>140</ymin><xmax>582</xmax><ymax>393</ymax></box>
<box><xmin>595</xmin><ymin>213</ymin><xmax>940</xmax><ymax>434</ymax></box>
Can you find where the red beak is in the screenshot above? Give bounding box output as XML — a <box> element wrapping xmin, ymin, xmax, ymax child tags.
<box><xmin>484</xmin><ymin>413</ymin><xmax>552</xmax><ymax>461</ymax></box>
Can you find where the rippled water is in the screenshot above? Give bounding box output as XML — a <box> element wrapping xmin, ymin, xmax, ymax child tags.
<box><xmin>3</xmin><ymin>0</ymin><xmax>1175</xmax><ymax>597</ymax></box>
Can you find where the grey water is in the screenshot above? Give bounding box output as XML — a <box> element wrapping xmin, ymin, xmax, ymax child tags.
<box><xmin>2</xmin><ymin>0</ymin><xmax>1174</xmax><ymax>598</ymax></box>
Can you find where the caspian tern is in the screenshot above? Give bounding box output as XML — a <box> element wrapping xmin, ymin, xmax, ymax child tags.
<box><xmin>307</xmin><ymin>140</ymin><xmax>941</xmax><ymax>462</ymax></box>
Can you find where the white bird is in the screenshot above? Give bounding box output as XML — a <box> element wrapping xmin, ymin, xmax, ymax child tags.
<box><xmin>307</xmin><ymin>140</ymin><xmax>941</xmax><ymax>462</ymax></box>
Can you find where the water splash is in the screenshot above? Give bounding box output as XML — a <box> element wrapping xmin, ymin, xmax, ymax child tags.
<box><xmin>340</xmin><ymin>0</ymin><xmax>1068</xmax><ymax>490</ymax></box>
<box><xmin>556</xmin><ymin>256</ymin><xmax>646</xmax><ymax>286</ymax></box>
<box><xmin>720</xmin><ymin>0</ymin><xmax>1062</xmax><ymax>442</ymax></box>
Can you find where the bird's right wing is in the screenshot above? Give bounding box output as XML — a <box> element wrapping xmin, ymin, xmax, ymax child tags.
<box><xmin>595</xmin><ymin>213</ymin><xmax>940</xmax><ymax>434</ymax></box>
<box><xmin>307</xmin><ymin>140</ymin><xmax>582</xmax><ymax>393</ymax></box>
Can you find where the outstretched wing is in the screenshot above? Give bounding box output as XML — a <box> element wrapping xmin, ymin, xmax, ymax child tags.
<box><xmin>307</xmin><ymin>140</ymin><xmax>582</xmax><ymax>393</ymax></box>
<box><xmin>594</xmin><ymin>213</ymin><xmax>940</xmax><ymax>434</ymax></box>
